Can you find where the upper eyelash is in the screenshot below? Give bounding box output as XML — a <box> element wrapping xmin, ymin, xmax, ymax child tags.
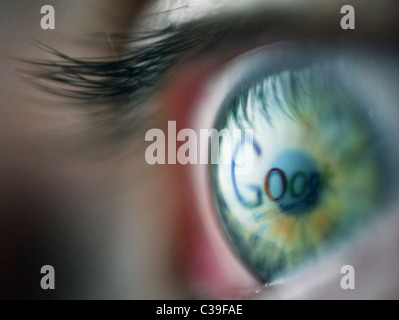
<box><xmin>28</xmin><ymin>25</ymin><xmax>202</xmax><ymax>105</ymax></box>
<box><xmin>23</xmin><ymin>3</ymin><xmax>398</xmax><ymax>142</ymax></box>
<box><xmin>23</xmin><ymin>13</ymin><xmax>239</xmax><ymax>142</ymax></box>
<box><xmin>25</xmin><ymin>6</ymin><xmax>308</xmax><ymax>109</ymax></box>
<box><xmin>26</xmin><ymin>1</ymin><xmax>398</xmax><ymax>109</ymax></box>
<box><xmin>22</xmin><ymin>24</ymin><xmax>211</xmax><ymax>141</ymax></box>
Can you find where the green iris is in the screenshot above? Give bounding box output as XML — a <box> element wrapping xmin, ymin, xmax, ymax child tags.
<box><xmin>210</xmin><ymin>62</ymin><xmax>394</xmax><ymax>282</ymax></box>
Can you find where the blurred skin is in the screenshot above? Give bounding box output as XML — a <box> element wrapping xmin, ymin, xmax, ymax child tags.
<box><xmin>0</xmin><ymin>0</ymin><xmax>185</xmax><ymax>299</ymax></box>
<box><xmin>0</xmin><ymin>0</ymin><xmax>399</xmax><ymax>299</ymax></box>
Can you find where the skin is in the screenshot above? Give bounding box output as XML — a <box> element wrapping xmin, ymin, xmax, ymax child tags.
<box><xmin>0</xmin><ymin>0</ymin><xmax>185</xmax><ymax>299</ymax></box>
<box><xmin>0</xmin><ymin>0</ymin><xmax>398</xmax><ymax>299</ymax></box>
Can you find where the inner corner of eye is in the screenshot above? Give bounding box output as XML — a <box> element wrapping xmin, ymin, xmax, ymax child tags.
<box><xmin>207</xmin><ymin>50</ymin><xmax>397</xmax><ymax>283</ymax></box>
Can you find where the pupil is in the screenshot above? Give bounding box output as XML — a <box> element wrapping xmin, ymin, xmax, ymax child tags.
<box><xmin>265</xmin><ymin>149</ymin><xmax>323</xmax><ymax>214</ymax></box>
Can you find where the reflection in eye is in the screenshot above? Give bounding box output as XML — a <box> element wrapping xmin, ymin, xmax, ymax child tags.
<box><xmin>210</xmin><ymin>45</ymin><xmax>396</xmax><ymax>283</ymax></box>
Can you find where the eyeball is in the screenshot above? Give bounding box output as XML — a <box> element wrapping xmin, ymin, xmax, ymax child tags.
<box><xmin>209</xmin><ymin>42</ymin><xmax>399</xmax><ymax>283</ymax></box>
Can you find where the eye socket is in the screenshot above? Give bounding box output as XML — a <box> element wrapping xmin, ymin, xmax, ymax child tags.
<box><xmin>207</xmin><ymin>42</ymin><xmax>399</xmax><ymax>284</ymax></box>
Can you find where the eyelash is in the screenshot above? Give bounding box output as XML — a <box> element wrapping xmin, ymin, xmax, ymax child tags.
<box><xmin>31</xmin><ymin>27</ymin><xmax>187</xmax><ymax>101</ymax></box>
<box><xmin>24</xmin><ymin>24</ymin><xmax>215</xmax><ymax>141</ymax></box>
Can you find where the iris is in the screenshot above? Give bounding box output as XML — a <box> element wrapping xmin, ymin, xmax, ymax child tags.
<box><xmin>210</xmin><ymin>58</ymin><xmax>394</xmax><ymax>282</ymax></box>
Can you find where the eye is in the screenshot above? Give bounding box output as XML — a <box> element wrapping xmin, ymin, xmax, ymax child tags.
<box><xmin>26</xmin><ymin>3</ymin><xmax>399</xmax><ymax>298</ymax></box>
<box><xmin>200</xmin><ymin>41</ymin><xmax>399</xmax><ymax>284</ymax></box>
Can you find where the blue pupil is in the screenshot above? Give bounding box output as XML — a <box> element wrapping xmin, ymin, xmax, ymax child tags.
<box><xmin>266</xmin><ymin>150</ymin><xmax>321</xmax><ymax>214</ymax></box>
